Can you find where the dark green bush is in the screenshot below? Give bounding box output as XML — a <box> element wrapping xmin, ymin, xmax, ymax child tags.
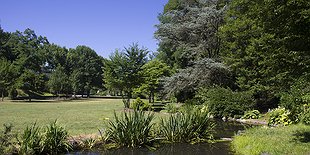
<box><xmin>197</xmin><ymin>87</ymin><xmax>255</xmax><ymax>118</ymax></box>
<box><xmin>159</xmin><ymin>106</ymin><xmax>215</xmax><ymax>143</ymax></box>
<box><xmin>300</xmin><ymin>104</ymin><xmax>310</xmax><ymax>125</ymax></box>
<box><xmin>280</xmin><ymin>77</ymin><xmax>310</xmax><ymax>122</ymax></box>
<box><xmin>105</xmin><ymin>110</ymin><xmax>155</xmax><ymax>147</ymax></box>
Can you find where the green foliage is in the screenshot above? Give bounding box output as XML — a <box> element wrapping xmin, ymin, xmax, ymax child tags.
<box><xmin>159</xmin><ymin>106</ymin><xmax>215</xmax><ymax>143</ymax></box>
<box><xmin>137</xmin><ymin>59</ymin><xmax>171</xmax><ymax>103</ymax></box>
<box><xmin>198</xmin><ymin>87</ymin><xmax>255</xmax><ymax>118</ymax></box>
<box><xmin>299</xmin><ymin>104</ymin><xmax>310</xmax><ymax>125</ymax></box>
<box><xmin>43</xmin><ymin>121</ymin><xmax>72</xmax><ymax>154</ymax></box>
<box><xmin>163</xmin><ymin>59</ymin><xmax>234</xmax><ymax>102</ymax></box>
<box><xmin>18</xmin><ymin>122</ymin><xmax>71</xmax><ymax>155</ymax></box>
<box><xmin>0</xmin><ymin>27</ymin><xmax>105</xmax><ymax>100</ymax></box>
<box><xmin>280</xmin><ymin>77</ymin><xmax>310</xmax><ymax>122</ymax></box>
<box><xmin>242</xmin><ymin>110</ymin><xmax>260</xmax><ymax>119</ymax></box>
<box><xmin>81</xmin><ymin>138</ymin><xmax>97</xmax><ymax>150</ymax></box>
<box><xmin>69</xmin><ymin>45</ymin><xmax>104</xmax><ymax>97</ymax></box>
<box><xmin>220</xmin><ymin>0</ymin><xmax>310</xmax><ymax>94</ymax></box>
<box><xmin>18</xmin><ymin>123</ymin><xmax>44</xmax><ymax>155</ymax></box>
<box><xmin>267</xmin><ymin>107</ymin><xmax>292</xmax><ymax>126</ymax></box>
<box><xmin>48</xmin><ymin>65</ymin><xmax>70</xmax><ymax>96</ymax></box>
<box><xmin>131</xmin><ymin>97</ymin><xmax>151</xmax><ymax>111</ymax></box>
<box><xmin>0</xmin><ymin>59</ymin><xmax>17</xmax><ymax>101</ymax></box>
<box><xmin>105</xmin><ymin>110</ymin><xmax>155</xmax><ymax>148</ymax></box>
<box><xmin>165</xmin><ymin>103</ymin><xmax>178</xmax><ymax>113</ymax></box>
<box><xmin>156</xmin><ymin>0</ymin><xmax>226</xmax><ymax>68</ymax></box>
<box><xmin>0</xmin><ymin>124</ymin><xmax>17</xmax><ymax>154</ymax></box>
<box><xmin>104</xmin><ymin>43</ymin><xmax>149</xmax><ymax>108</ymax></box>
<box><xmin>163</xmin><ymin>0</ymin><xmax>180</xmax><ymax>13</ymax></box>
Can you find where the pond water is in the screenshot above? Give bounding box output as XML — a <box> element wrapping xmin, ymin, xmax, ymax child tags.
<box><xmin>68</xmin><ymin>120</ymin><xmax>250</xmax><ymax>155</ymax></box>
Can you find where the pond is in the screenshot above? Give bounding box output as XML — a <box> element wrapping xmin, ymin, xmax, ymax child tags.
<box><xmin>68</xmin><ymin>120</ymin><xmax>250</xmax><ymax>155</ymax></box>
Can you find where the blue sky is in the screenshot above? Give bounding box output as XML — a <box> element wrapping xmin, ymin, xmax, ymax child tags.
<box><xmin>0</xmin><ymin>0</ymin><xmax>168</xmax><ymax>58</ymax></box>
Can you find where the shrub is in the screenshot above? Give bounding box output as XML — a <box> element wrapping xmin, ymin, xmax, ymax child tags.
<box><xmin>280</xmin><ymin>77</ymin><xmax>310</xmax><ymax>122</ymax></box>
<box><xmin>105</xmin><ymin>110</ymin><xmax>155</xmax><ymax>147</ymax></box>
<box><xmin>43</xmin><ymin>121</ymin><xmax>72</xmax><ymax>154</ymax></box>
<box><xmin>159</xmin><ymin>107</ymin><xmax>215</xmax><ymax>143</ymax></box>
<box><xmin>267</xmin><ymin>107</ymin><xmax>292</xmax><ymax>126</ymax></box>
<box><xmin>165</xmin><ymin>103</ymin><xmax>178</xmax><ymax>113</ymax></box>
<box><xmin>131</xmin><ymin>97</ymin><xmax>151</xmax><ymax>111</ymax></box>
<box><xmin>242</xmin><ymin>110</ymin><xmax>261</xmax><ymax>119</ymax></box>
<box><xmin>299</xmin><ymin>104</ymin><xmax>310</xmax><ymax>125</ymax></box>
<box><xmin>0</xmin><ymin>124</ymin><xmax>17</xmax><ymax>154</ymax></box>
<box><xmin>18</xmin><ymin>122</ymin><xmax>71</xmax><ymax>155</ymax></box>
<box><xmin>81</xmin><ymin>138</ymin><xmax>97</xmax><ymax>150</ymax></box>
<box><xmin>18</xmin><ymin>123</ymin><xmax>44</xmax><ymax>155</ymax></box>
<box><xmin>197</xmin><ymin>87</ymin><xmax>255</xmax><ymax>118</ymax></box>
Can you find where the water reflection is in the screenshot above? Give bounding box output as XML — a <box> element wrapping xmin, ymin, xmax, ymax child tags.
<box><xmin>69</xmin><ymin>142</ymin><xmax>232</xmax><ymax>155</ymax></box>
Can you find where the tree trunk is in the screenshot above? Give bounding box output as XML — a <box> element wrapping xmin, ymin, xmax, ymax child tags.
<box><xmin>122</xmin><ymin>91</ymin><xmax>131</xmax><ymax>108</ymax></box>
<box><xmin>1</xmin><ymin>90</ymin><xmax>4</xmax><ymax>102</ymax></box>
<box><xmin>149</xmin><ymin>92</ymin><xmax>152</xmax><ymax>103</ymax></box>
<box><xmin>87</xmin><ymin>90</ymin><xmax>90</xmax><ymax>98</ymax></box>
<box><xmin>151</xmin><ymin>91</ymin><xmax>155</xmax><ymax>103</ymax></box>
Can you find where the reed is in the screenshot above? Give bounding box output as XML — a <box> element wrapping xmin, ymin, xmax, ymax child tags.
<box><xmin>105</xmin><ymin>110</ymin><xmax>155</xmax><ymax>148</ymax></box>
<box><xmin>159</xmin><ymin>107</ymin><xmax>215</xmax><ymax>143</ymax></box>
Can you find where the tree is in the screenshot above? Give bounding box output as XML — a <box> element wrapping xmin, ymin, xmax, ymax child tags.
<box><xmin>104</xmin><ymin>43</ymin><xmax>148</xmax><ymax>108</ymax></box>
<box><xmin>155</xmin><ymin>0</ymin><xmax>227</xmax><ymax>68</ymax></box>
<box><xmin>220</xmin><ymin>0</ymin><xmax>310</xmax><ymax>98</ymax></box>
<box><xmin>48</xmin><ymin>66</ymin><xmax>70</xmax><ymax>97</ymax></box>
<box><xmin>0</xmin><ymin>59</ymin><xmax>17</xmax><ymax>101</ymax></box>
<box><xmin>137</xmin><ymin>59</ymin><xmax>171</xmax><ymax>103</ymax></box>
<box><xmin>103</xmin><ymin>50</ymin><xmax>127</xmax><ymax>96</ymax></box>
<box><xmin>67</xmin><ymin>46</ymin><xmax>103</xmax><ymax>97</ymax></box>
<box><xmin>5</xmin><ymin>29</ymin><xmax>49</xmax><ymax>100</ymax></box>
<box><xmin>162</xmin><ymin>58</ymin><xmax>234</xmax><ymax>102</ymax></box>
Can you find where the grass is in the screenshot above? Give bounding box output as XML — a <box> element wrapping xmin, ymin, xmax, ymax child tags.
<box><xmin>0</xmin><ymin>99</ymin><xmax>124</xmax><ymax>135</ymax></box>
<box><xmin>232</xmin><ymin>124</ymin><xmax>310</xmax><ymax>155</ymax></box>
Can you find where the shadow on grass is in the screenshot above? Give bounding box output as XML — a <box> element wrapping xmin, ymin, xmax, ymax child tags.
<box><xmin>293</xmin><ymin>131</ymin><xmax>310</xmax><ymax>143</ymax></box>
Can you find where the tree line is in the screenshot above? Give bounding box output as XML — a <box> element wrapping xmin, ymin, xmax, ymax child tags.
<box><xmin>0</xmin><ymin>28</ymin><xmax>103</xmax><ymax>101</ymax></box>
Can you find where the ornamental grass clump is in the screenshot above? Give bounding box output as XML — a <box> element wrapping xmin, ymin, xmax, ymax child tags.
<box><xmin>18</xmin><ymin>121</ymin><xmax>72</xmax><ymax>155</ymax></box>
<box><xmin>43</xmin><ymin>121</ymin><xmax>72</xmax><ymax>154</ymax></box>
<box><xmin>18</xmin><ymin>123</ymin><xmax>44</xmax><ymax>155</ymax></box>
<box><xmin>105</xmin><ymin>110</ymin><xmax>155</xmax><ymax>148</ymax></box>
<box><xmin>159</xmin><ymin>106</ymin><xmax>215</xmax><ymax>143</ymax></box>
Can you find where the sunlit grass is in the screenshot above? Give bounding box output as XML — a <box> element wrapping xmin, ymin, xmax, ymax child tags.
<box><xmin>232</xmin><ymin>124</ymin><xmax>310</xmax><ymax>155</ymax></box>
<box><xmin>0</xmin><ymin>99</ymin><xmax>124</xmax><ymax>135</ymax></box>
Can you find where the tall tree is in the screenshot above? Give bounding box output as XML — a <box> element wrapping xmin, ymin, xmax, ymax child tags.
<box><xmin>104</xmin><ymin>43</ymin><xmax>148</xmax><ymax>108</ymax></box>
<box><xmin>155</xmin><ymin>0</ymin><xmax>226</xmax><ymax>68</ymax></box>
<box><xmin>5</xmin><ymin>29</ymin><xmax>49</xmax><ymax>100</ymax></box>
<box><xmin>137</xmin><ymin>59</ymin><xmax>171</xmax><ymax>103</ymax></box>
<box><xmin>220</xmin><ymin>0</ymin><xmax>310</xmax><ymax>94</ymax></box>
<box><xmin>69</xmin><ymin>46</ymin><xmax>103</xmax><ymax>97</ymax></box>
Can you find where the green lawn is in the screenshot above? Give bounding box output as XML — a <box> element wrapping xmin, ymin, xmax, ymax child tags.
<box><xmin>232</xmin><ymin>124</ymin><xmax>310</xmax><ymax>155</ymax></box>
<box><xmin>0</xmin><ymin>99</ymin><xmax>125</xmax><ymax>135</ymax></box>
